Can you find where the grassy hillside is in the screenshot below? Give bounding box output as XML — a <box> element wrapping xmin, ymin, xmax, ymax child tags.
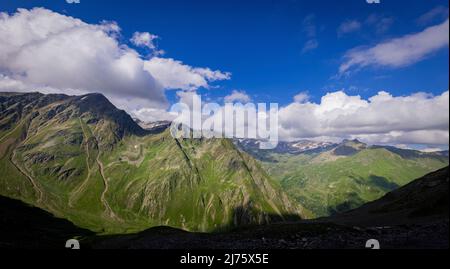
<box><xmin>332</xmin><ymin>166</ymin><xmax>449</xmax><ymax>227</ymax></box>
<box><xmin>261</xmin><ymin>141</ymin><xmax>448</xmax><ymax>217</ymax></box>
<box><xmin>0</xmin><ymin>92</ymin><xmax>307</xmax><ymax>234</ymax></box>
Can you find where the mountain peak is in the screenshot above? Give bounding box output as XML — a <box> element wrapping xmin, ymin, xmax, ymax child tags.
<box><xmin>71</xmin><ymin>93</ymin><xmax>147</xmax><ymax>141</ymax></box>
<box><xmin>340</xmin><ymin>139</ymin><xmax>367</xmax><ymax>148</ymax></box>
<box><xmin>341</xmin><ymin>138</ymin><xmax>365</xmax><ymax>145</ymax></box>
<box><xmin>75</xmin><ymin>93</ymin><xmax>115</xmax><ymax>111</ymax></box>
<box><xmin>332</xmin><ymin>139</ymin><xmax>367</xmax><ymax>156</ymax></box>
<box><xmin>1</xmin><ymin>91</ymin><xmax>146</xmax><ymax>148</ymax></box>
<box><xmin>0</xmin><ymin>91</ymin><xmax>305</xmax><ymax>233</ymax></box>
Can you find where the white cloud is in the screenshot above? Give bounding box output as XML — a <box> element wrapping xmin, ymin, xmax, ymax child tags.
<box><xmin>130</xmin><ymin>31</ymin><xmax>164</xmax><ymax>56</ymax></box>
<box><xmin>293</xmin><ymin>91</ymin><xmax>310</xmax><ymax>103</ymax></box>
<box><xmin>0</xmin><ymin>8</ymin><xmax>165</xmax><ymax>111</ymax></box>
<box><xmin>417</xmin><ymin>6</ymin><xmax>449</xmax><ymax>26</ymax></box>
<box><xmin>175</xmin><ymin>90</ymin><xmax>202</xmax><ymax>109</ymax></box>
<box><xmin>0</xmin><ymin>75</ymin><xmax>28</xmax><ymax>91</ymax></box>
<box><xmin>134</xmin><ymin>88</ymin><xmax>449</xmax><ymax>146</ymax></box>
<box><xmin>131</xmin><ymin>31</ymin><xmax>159</xmax><ymax>49</ymax></box>
<box><xmin>352</xmin><ymin>130</ymin><xmax>449</xmax><ymax>146</ymax></box>
<box><xmin>131</xmin><ymin>107</ymin><xmax>177</xmax><ymax>122</ymax></box>
<box><xmin>339</xmin><ymin>19</ymin><xmax>449</xmax><ymax>75</ymax></box>
<box><xmin>0</xmin><ymin>8</ymin><xmax>230</xmax><ymax>114</ymax></box>
<box><xmin>337</xmin><ymin>20</ymin><xmax>361</xmax><ymax>36</ymax></box>
<box><xmin>278</xmin><ymin>90</ymin><xmax>449</xmax><ymax>146</ymax></box>
<box><xmin>224</xmin><ymin>90</ymin><xmax>251</xmax><ymax>103</ymax></box>
<box><xmin>420</xmin><ymin>147</ymin><xmax>446</xmax><ymax>153</ymax></box>
<box><xmin>394</xmin><ymin>144</ymin><xmax>413</xmax><ymax>150</ymax></box>
<box><xmin>131</xmin><ymin>90</ymin><xmax>201</xmax><ymax>122</ymax></box>
<box><xmin>144</xmin><ymin>57</ymin><xmax>231</xmax><ymax>91</ymax></box>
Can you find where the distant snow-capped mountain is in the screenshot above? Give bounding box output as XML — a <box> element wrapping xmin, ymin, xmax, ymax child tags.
<box><xmin>233</xmin><ymin>138</ymin><xmax>337</xmax><ymax>155</ymax></box>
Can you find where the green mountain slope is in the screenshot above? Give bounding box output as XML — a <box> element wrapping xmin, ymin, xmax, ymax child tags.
<box><xmin>0</xmin><ymin>92</ymin><xmax>307</xmax><ymax>234</ymax></box>
<box><xmin>331</xmin><ymin>166</ymin><xmax>449</xmax><ymax>227</ymax></box>
<box><xmin>89</xmin><ymin>167</ymin><xmax>449</xmax><ymax>249</ymax></box>
<box><xmin>255</xmin><ymin>140</ymin><xmax>449</xmax><ymax>217</ymax></box>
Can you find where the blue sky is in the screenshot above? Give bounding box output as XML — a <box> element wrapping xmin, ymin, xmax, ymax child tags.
<box><xmin>1</xmin><ymin>0</ymin><xmax>448</xmax><ymax>105</ymax></box>
<box><xmin>0</xmin><ymin>0</ymin><xmax>448</xmax><ymax>148</ymax></box>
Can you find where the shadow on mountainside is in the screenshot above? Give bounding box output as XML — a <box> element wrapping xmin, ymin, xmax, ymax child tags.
<box><xmin>86</xmin><ymin>167</ymin><xmax>449</xmax><ymax>249</ymax></box>
<box><xmin>211</xmin><ymin>203</ymin><xmax>303</xmax><ymax>233</ymax></box>
<box><xmin>0</xmin><ymin>167</ymin><xmax>448</xmax><ymax>249</ymax></box>
<box><xmin>326</xmin><ymin>175</ymin><xmax>400</xmax><ymax>216</ymax></box>
<box><xmin>0</xmin><ymin>196</ymin><xmax>93</xmax><ymax>249</ymax></box>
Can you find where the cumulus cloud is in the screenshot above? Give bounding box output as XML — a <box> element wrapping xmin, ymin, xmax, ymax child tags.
<box><xmin>352</xmin><ymin>130</ymin><xmax>449</xmax><ymax>146</ymax></box>
<box><xmin>135</xmin><ymin>87</ymin><xmax>449</xmax><ymax>147</ymax></box>
<box><xmin>130</xmin><ymin>31</ymin><xmax>164</xmax><ymax>56</ymax></box>
<box><xmin>0</xmin><ymin>8</ymin><xmax>167</xmax><ymax>110</ymax></box>
<box><xmin>420</xmin><ymin>147</ymin><xmax>446</xmax><ymax>153</ymax></box>
<box><xmin>0</xmin><ymin>75</ymin><xmax>28</xmax><ymax>92</ymax></box>
<box><xmin>339</xmin><ymin>19</ymin><xmax>449</xmax><ymax>75</ymax></box>
<box><xmin>0</xmin><ymin>8</ymin><xmax>230</xmax><ymax>115</ymax></box>
<box><xmin>224</xmin><ymin>90</ymin><xmax>251</xmax><ymax>103</ymax></box>
<box><xmin>144</xmin><ymin>57</ymin><xmax>231</xmax><ymax>91</ymax></box>
<box><xmin>164</xmin><ymin>88</ymin><xmax>449</xmax><ymax>146</ymax></box>
<box><xmin>337</xmin><ymin>20</ymin><xmax>361</xmax><ymax>36</ymax></box>
<box><xmin>131</xmin><ymin>107</ymin><xmax>177</xmax><ymax>123</ymax></box>
<box><xmin>131</xmin><ymin>31</ymin><xmax>159</xmax><ymax>49</ymax></box>
<box><xmin>293</xmin><ymin>91</ymin><xmax>310</xmax><ymax>103</ymax></box>
<box><xmin>175</xmin><ymin>90</ymin><xmax>202</xmax><ymax>109</ymax></box>
<box><xmin>278</xmin><ymin>90</ymin><xmax>449</xmax><ymax>146</ymax></box>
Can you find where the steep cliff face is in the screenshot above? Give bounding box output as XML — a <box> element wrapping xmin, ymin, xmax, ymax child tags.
<box><xmin>0</xmin><ymin>92</ymin><xmax>307</xmax><ymax>233</ymax></box>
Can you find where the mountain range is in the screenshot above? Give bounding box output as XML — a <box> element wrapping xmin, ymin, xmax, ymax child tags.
<box><xmin>0</xmin><ymin>92</ymin><xmax>306</xmax><ymax>234</ymax></box>
<box><xmin>2</xmin><ymin>166</ymin><xmax>447</xmax><ymax>248</ymax></box>
<box><xmin>0</xmin><ymin>91</ymin><xmax>448</xmax><ymax>237</ymax></box>
<box><xmin>235</xmin><ymin>138</ymin><xmax>448</xmax><ymax>217</ymax></box>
